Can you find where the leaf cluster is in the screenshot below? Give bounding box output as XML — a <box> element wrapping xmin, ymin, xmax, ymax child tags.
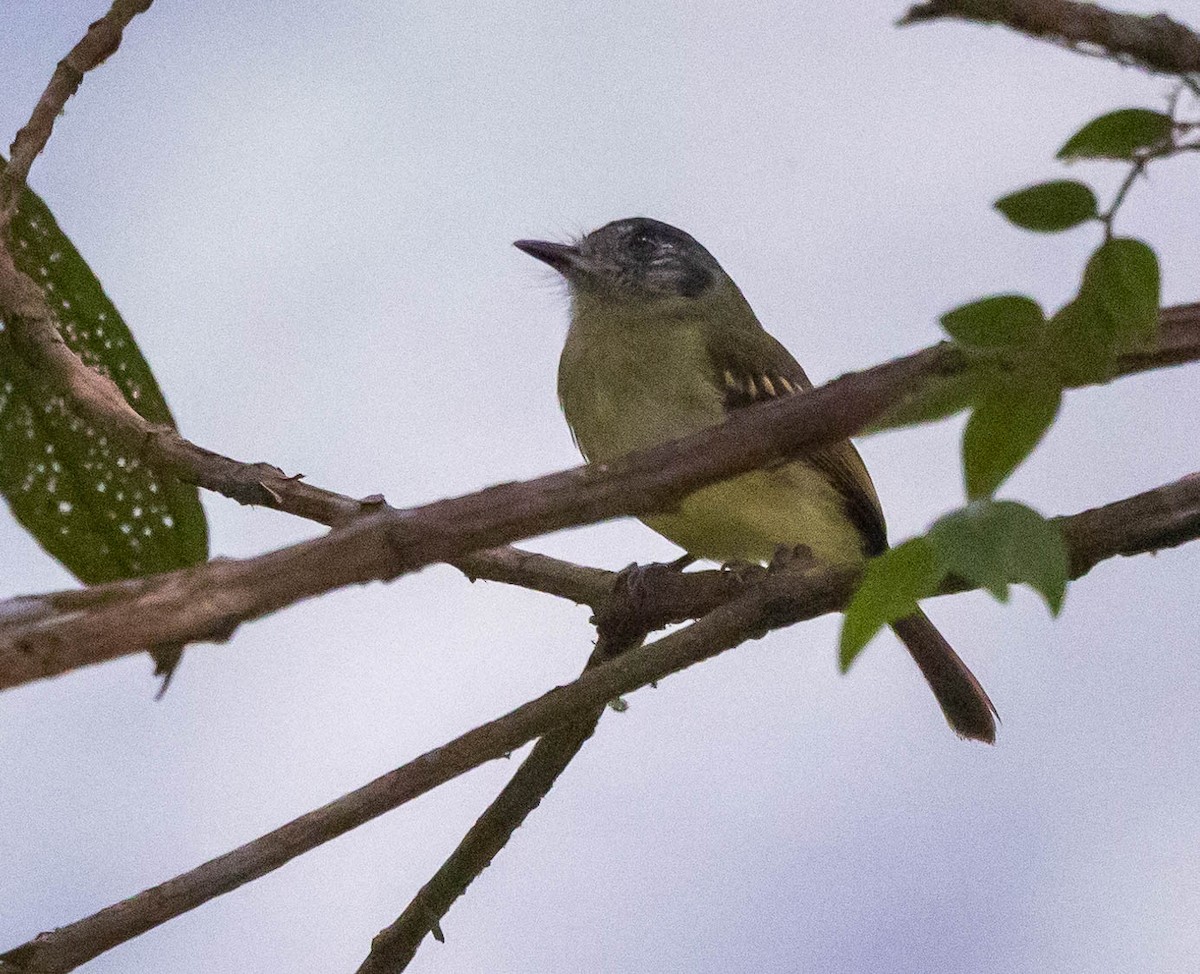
<box><xmin>840</xmin><ymin>103</ymin><xmax>1187</xmax><ymax>661</ymax></box>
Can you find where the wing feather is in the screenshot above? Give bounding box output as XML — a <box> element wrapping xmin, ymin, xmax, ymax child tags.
<box><xmin>710</xmin><ymin>330</ymin><xmax>888</xmax><ymax>556</ymax></box>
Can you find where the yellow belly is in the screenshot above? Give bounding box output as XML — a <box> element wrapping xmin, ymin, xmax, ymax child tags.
<box><xmin>557</xmin><ymin>315</ymin><xmax>871</xmax><ymax>568</ymax></box>
<box><xmin>643</xmin><ymin>461</ymin><xmax>868</xmax><ymax>567</ymax></box>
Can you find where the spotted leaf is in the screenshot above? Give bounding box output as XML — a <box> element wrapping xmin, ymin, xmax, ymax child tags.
<box><xmin>0</xmin><ymin>158</ymin><xmax>208</xmax><ymax>680</ymax></box>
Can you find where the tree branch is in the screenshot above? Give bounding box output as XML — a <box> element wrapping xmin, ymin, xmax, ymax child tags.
<box><xmin>899</xmin><ymin>0</ymin><xmax>1200</xmax><ymax>76</ymax></box>
<box><xmin>0</xmin><ymin>0</ymin><xmax>155</xmax><ymax>226</ymax></box>
<box><xmin>454</xmin><ymin>546</ymin><xmax>612</xmax><ymax>607</ymax></box>
<box><xmin>357</xmin><ymin>655</ymin><xmax>615</xmax><ymax>973</ymax></box>
<box><xmin>4</xmin><ymin>472</ymin><xmax>1197</xmax><ymax>974</ymax></box>
<box><xmin>2</xmin><ymin>9</ymin><xmax>1195</xmax><ymax>974</ymax></box>
<box><xmin>358</xmin><ymin>717</ymin><xmax>603</xmax><ymax>974</ymax></box>
<box><xmin>0</xmin><ymin>308</ymin><xmax>1196</xmax><ymax>693</ymax></box>
<box><xmin>1</xmin><ymin>10</ymin><xmax>1197</xmax><ymax>685</ymax></box>
<box><xmin>354</xmin><ymin>620</ymin><xmax>647</xmax><ymax>974</ymax></box>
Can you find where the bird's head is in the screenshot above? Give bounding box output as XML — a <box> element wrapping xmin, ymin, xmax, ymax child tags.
<box><xmin>515</xmin><ymin>217</ymin><xmax>730</xmax><ymax>313</ymax></box>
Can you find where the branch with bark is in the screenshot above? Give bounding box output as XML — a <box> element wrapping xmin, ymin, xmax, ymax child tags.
<box><xmin>0</xmin><ymin>308</ymin><xmax>1196</xmax><ymax>693</ymax></box>
<box><xmin>0</xmin><ymin>6</ymin><xmax>1197</xmax><ymax>694</ymax></box>
<box><xmin>3</xmin><ymin>471</ymin><xmax>1198</xmax><ymax>974</ymax></box>
<box><xmin>0</xmin><ymin>0</ymin><xmax>155</xmax><ymax>225</ymax></box>
<box><xmin>900</xmin><ymin>0</ymin><xmax>1200</xmax><ymax>75</ymax></box>
<box><xmin>2</xmin><ymin>3</ymin><xmax>1200</xmax><ymax>973</ymax></box>
<box><xmin>355</xmin><ymin>467</ymin><xmax>1200</xmax><ymax>974</ymax></box>
<box><xmin>355</xmin><ymin>638</ymin><xmax>621</xmax><ymax>974</ymax></box>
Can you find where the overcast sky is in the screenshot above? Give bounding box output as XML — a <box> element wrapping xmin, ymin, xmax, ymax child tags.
<box><xmin>2</xmin><ymin>2</ymin><xmax>1198</xmax><ymax>972</ymax></box>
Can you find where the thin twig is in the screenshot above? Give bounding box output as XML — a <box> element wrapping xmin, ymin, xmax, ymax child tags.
<box><xmin>355</xmin><ymin>623</ymin><xmax>643</xmax><ymax>974</ymax></box>
<box><xmin>3</xmin><ymin>471</ymin><xmax>1198</xmax><ymax>974</ymax></box>
<box><xmin>1097</xmin><ymin>92</ymin><xmax>1197</xmax><ymax>237</ymax></box>
<box><xmin>0</xmin><ymin>307</ymin><xmax>1197</xmax><ymax>693</ymax></box>
<box><xmin>358</xmin><ymin>715</ymin><xmax>603</xmax><ymax>974</ymax></box>
<box><xmin>0</xmin><ymin>0</ymin><xmax>154</xmax><ymax>227</ymax></box>
<box><xmin>899</xmin><ymin>0</ymin><xmax>1200</xmax><ymax>77</ymax></box>
<box><xmin>356</xmin><ymin>672</ymin><xmax>607</xmax><ymax>973</ymax></box>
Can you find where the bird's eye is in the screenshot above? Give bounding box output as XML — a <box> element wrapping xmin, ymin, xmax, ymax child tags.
<box><xmin>627</xmin><ymin>231</ymin><xmax>656</xmax><ymax>259</ymax></box>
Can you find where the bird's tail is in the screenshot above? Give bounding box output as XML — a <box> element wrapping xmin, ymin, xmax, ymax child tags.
<box><xmin>890</xmin><ymin>610</ymin><xmax>997</xmax><ymax>744</ymax></box>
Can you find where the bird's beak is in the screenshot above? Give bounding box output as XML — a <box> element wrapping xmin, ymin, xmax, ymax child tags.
<box><xmin>513</xmin><ymin>239</ymin><xmax>586</xmax><ymax>277</ymax></box>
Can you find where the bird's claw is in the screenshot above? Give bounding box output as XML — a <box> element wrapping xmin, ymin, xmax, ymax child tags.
<box><xmin>769</xmin><ymin>543</ymin><xmax>815</xmax><ymax>572</ymax></box>
<box><xmin>720</xmin><ymin>559</ymin><xmax>768</xmax><ymax>585</ymax></box>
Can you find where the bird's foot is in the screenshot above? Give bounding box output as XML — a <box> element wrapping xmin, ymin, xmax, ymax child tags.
<box><xmin>719</xmin><ymin>558</ymin><xmax>768</xmax><ymax>586</ymax></box>
<box><xmin>597</xmin><ymin>557</ymin><xmax>693</xmax><ymax>658</ymax></box>
<box><xmin>768</xmin><ymin>543</ymin><xmax>816</xmax><ymax>572</ymax></box>
<box><xmin>613</xmin><ymin>555</ymin><xmax>690</xmax><ymax>604</ymax></box>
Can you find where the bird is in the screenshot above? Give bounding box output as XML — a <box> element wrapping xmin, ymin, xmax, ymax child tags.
<box><xmin>515</xmin><ymin>217</ymin><xmax>996</xmax><ymax>742</ymax></box>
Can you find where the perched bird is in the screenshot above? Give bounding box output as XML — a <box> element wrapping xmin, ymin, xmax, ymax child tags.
<box><xmin>516</xmin><ymin>217</ymin><xmax>996</xmax><ymax>742</ymax></box>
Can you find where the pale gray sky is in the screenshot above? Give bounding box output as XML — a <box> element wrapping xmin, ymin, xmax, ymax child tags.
<box><xmin>2</xmin><ymin>2</ymin><xmax>1198</xmax><ymax>972</ymax></box>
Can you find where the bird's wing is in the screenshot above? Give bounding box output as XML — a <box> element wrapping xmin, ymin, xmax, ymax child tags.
<box><xmin>707</xmin><ymin>327</ymin><xmax>888</xmax><ymax>555</ymax></box>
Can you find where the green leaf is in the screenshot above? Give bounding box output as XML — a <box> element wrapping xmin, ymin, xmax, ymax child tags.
<box><xmin>867</xmin><ymin>367</ymin><xmax>982</xmax><ymax>432</ymax></box>
<box><xmin>995</xmin><ymin>180</ymin><xmax>1098</xmax><ymax>232</ymax></box>
<box><xmin>962</xmin><ymin>368</ymin><xmax>1061</xmax><ymax>500</ymax></box>
<box><xmin>928</xmin><ymin>501</ymin><xmax>1069</xmax><ymax>614</ymax></box>
<box><xmin>840</xmin><ymin>539</ymin><xmax>941</xmax><ymax>672</ymax></box>
<box><xmin>941</xmin><ymin>294</ymin><xmax>1044</xmax><ymax>348</ymax></box>
<box><xmin>1044</xmin><ymin>297</ymin><xmax>1118</xmax><ymax>385</ymax></box>
<box><xmin>1079</xmin><ymin>237</ymin><xmax>1160</xmax><ymax>354</ymax></box>
<box><xmin>867</xmin><ymin>344</ymin><xmax>1006</xmax><ymax>434</ymax></box>
<box><xmin>1044</xmin><ymin>239</ymin><xmax>1160</xmax><ymax>386</ymax></box>
<box><xmin>1058</xmin><ymin>108</ymin><xmax>1173</xmax><ymax>161</ymax></box>
<box><xmin>0</xmin><ymin>159</ymin><xmax>209</xmax><ymax>606</ymax></box>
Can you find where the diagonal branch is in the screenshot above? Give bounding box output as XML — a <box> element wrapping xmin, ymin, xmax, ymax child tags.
<box><xmin>356</xmin><ymin>660</ymin><xmax>611</xmax><ymax>974</ymax></box>
<box><xmin>354</xmin><ymin>621</ymin><xmax>647</xmax><ymax>974</ymax></box>
<box><xmin>0</xmin><ymin>308</ymin><xmax>1197</xmax><ymax>693</ymax></box>
<box><xmin>4</xmin><ymin>472</ymin><xmax>1197</xmax><ymax>974</ymax></box>
<box><xmin>2</xmin><ymin>12</ymin><xmax>1198</xmax><ymax>565</ymax></box>
<box><xmin>0</xmin><ymin>0</ymin><xmax>155</xmax><ymax>226</ymax></box>
<box><xmin>0</xmin><ymin>307</ymin><xmax>1197</xmax><ymax>693</ymax></box>
<box><xmin>0</xmin><ymin>0</ymin><xmax>624</xmax><ymax>641</ymax></box>
<box><xmin>436</xmin><ymin>462</ymin><xmax>1200</xmax><ymax>974</ymax></box>
<box><xmin>357</xmin><ymin>719</ymin><xmax>603</xmax><ymax>974</ymax></box>
<box><xmin>899</xmin><ymin>0</ymin><xmax>1200</xmax><ymax>76</ymax></box>
<box><xmin>1</xmin><ymin>9</ymin><xmax>1197</xmax><ymax>681</ymax></box>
